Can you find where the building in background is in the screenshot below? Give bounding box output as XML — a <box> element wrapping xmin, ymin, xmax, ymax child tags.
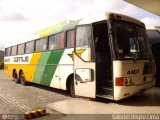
<box><xmin>124</xmin><ymin>0</ymin><xmax>160</xmax><ymax>16</ymax></box>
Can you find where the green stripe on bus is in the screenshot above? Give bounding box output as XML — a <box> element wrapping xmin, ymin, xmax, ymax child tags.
<box><xmin>33</xmin><ymin>52</ymin><xmax>51</xmax><ymax>84</ymax></box>
<box><xmin>40</xmin><ymin>50</ymin><xmax>64</xmax><ymax>86</ymax></box>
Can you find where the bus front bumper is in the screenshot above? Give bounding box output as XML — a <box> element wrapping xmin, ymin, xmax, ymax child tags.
<box><xmin>114</xmin><ymin>80</ymin><xmax>156</xmax><ymax>101</ymax></box>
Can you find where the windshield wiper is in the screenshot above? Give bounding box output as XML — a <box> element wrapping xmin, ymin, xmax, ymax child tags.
<box><xmin>137</xmin><ymin>38</ymin><xmax>152</xmax><ymax>61</ymax></box>
<box><xmin>133</xmin><ymin>39</ymin><xmax>138</xmax><ymax>62</ymax></box>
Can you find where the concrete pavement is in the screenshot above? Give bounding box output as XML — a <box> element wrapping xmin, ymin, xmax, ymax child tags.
<box><xmin>46</xmin><ymin>87</ymin><xmax>160</xmax><ymax>114</ymax></box>
<box><xmin>32</xmin><ymin>87</ymin><xmax>160</xmax><ymax>120</ymax></box>
<box><xmin>0</xmin><ymin>70</ymin><xmax>70</xmax><ymax>114</ymax></box>
<box><xmin>1</xmin><ymin>85</ymin><xmax>156</xmax><ymax>120</ymax></box>
<box><xmin>33</xmin><ymin>87</ymin><xmax>160</xmax><ymax>120</ymax></box>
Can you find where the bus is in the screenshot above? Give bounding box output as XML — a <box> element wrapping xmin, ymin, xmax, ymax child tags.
<box><xmin>146</xmin><ymin>28</ymin><xmax>160</xmax><ymax>86</ymax></box>
<box><xmin>4</xmin><ymin>12</ymin><xmax>155</xmax><ymax>101</ymax></box>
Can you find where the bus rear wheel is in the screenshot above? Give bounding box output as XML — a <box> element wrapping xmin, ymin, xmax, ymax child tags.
<box><xmin>13</xmin><ymin>71</ymin><xmax>20</xmax><ymax>83</ymax></box>
<box><xmin>19</xmin><ymin>71</ymin><xmax>28</xmax><ymax>85</ymax></box>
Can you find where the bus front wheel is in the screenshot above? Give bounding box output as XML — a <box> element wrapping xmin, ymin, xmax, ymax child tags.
<box><xmin>69</xmin><ymin>79</ymin><xmax>76</xmax><ymax>97</ymax></box>
<box><xmin>19</xmin><ymin>71</ymin><xmax>28</xmax><ymax>85</ymax></box>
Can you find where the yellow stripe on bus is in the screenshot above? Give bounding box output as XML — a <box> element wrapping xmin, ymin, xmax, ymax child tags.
<box><xmin>27</xmin><ymin>53</ymin><xmax>41</xmax><ymax>82</ymax></box>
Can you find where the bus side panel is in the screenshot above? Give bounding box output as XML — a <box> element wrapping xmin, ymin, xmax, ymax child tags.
<box><xmin>32</xmin><ymin>51</ymin><xmax>51</xmax><ymax>85</ymax></box>
<box><xmin>4</xmin><ymin>54</ymin><xmax>33</xmax><ymax>79</ymax></box>
<box><xmin>32</xmin><ymin>50</ymin><xmax>64</xmax><ymax>87</ymax></box>
<box><xmin>46</xmin><ymin>50</ymin><xmax>64</xmax><ymax>87</ymax></box>
<box><xmin>4</xmin><ymin>64</ymin><xmax>12</xmax><ymax>78</ymax></box>
<box><xmin>58</xmin><ymin>48</ymin><xmax>74</xmax><ymax>90</ymax></box>
<box><xmin>28</xmin><ymin>53</ymin><xmax>42</xmax><ymax>82</ymax></box>
<box><xmin>4</xmin><ymin>49</ymin><xmax>74</xmax><ymax>90</ymax></box>
<box><xmin>16</xmin><ymin>64</ymin><xmax>27</xmax><ymax>79</ymax></box>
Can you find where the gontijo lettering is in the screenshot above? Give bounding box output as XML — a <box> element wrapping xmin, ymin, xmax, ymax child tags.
<box><xmin>13</xmin><ymin>56</ymin><xmax>29</xmax><ymax>62</ymax></box>
<box><xmin>4</xmin><ymin>58</ymin><xmax>10</xmax><ymax>62</ymax></box>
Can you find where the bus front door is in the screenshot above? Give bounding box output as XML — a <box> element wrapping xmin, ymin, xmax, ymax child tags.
<box><xmin>74</xmin><ymin>54</ymin><xmax>96</xmax><ymax>98</ymax></box>
<box><xmin>74</xmin><ymin>25</ymin><xmax>96</xmax><ymax>98</ymax></box>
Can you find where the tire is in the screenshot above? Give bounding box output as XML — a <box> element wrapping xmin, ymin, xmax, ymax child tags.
<box><xmin>13</xmin><ymin>71</ymin><xmax>20</xmax><ymax>83</ymax></box>
<box><xmin>69</xmin><ymin>79</ymin><xmax>76</xmax><ymax>97</ymax></box>
<box><xmin>19</xmin><ymin>71</ymin><xmax>28</xmax><ymax>85</ymax></box>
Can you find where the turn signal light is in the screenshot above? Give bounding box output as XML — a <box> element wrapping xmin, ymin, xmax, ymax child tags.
<box><xmin>115</xmin><ymin>77</ymin><xmax>124</xmax><ymax>86</ymax></box>
<box><xmin>116</xmin><ymin>77</ymin><xmax>134</xmax><ymax>86</ymax></box>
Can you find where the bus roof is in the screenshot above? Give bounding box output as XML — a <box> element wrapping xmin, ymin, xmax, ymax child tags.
<box><xmin>6</xmin><ymin>12</ymin><xmax>145</xmax><ymax>48</ymax></box>
<box><xmin>33</xmin><ymin>12</ymin><xmax>144</xmax><ymax>38</ymax></box>
<box><xmin>33</xmin><ymin>20</ymin><xmax>81</xmax><ymax>38</ymax></box>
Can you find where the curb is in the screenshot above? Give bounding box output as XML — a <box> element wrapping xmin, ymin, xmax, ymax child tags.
<box><xmin>24</xmin><ymin>109</ymin><xmax>46</xmax><ymax>119</ymax></box>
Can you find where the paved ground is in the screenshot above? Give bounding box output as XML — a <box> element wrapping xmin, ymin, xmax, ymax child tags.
<box><xmin>35</xmin><ymin>86</ymin><xmax>160</xmax><ymax>120</ymax></box>
<box><xmin>47</xmin><ymin>89</ymin><xmax>160</xmax><ymax>114</ymax></box>
<box><xmin>1</xmin><ymin>69</ymin><xmax>160</xmax><ymax>120</ymax></box>
<box><xmin>0</xmin><ymin>70</ymin><xmax>70</xmax><ymax>114</ymax></box>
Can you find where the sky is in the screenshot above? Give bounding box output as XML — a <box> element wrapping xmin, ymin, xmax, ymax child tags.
<box><xmin>0</xmin><ymin>0</ymin><xmax>160</xmax><ymax>50</ymax></box>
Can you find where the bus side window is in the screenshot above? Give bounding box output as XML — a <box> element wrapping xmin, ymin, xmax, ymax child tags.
<box><xmin>49</xmin><ymin>35</ymin><xmax>55</xmax><ymax>50</ymax></box>
<box><xmin>76</xmin><ymin>26</ymin><xmax>92</xmax><ymax>61</ymax></box>
<box><xmin>18</xmin><ymin>43</ymin><xmax>25</xmax><ymax>55</ymax></box>
<box><xmin>67</xmin><ymin>30</ymin><xmax>75</xmax><ymax>48</ymax></box>
<box><xmin>35</xmin><ymin>37</ymin><xmax>47</xmax><ymax>52</ymax></box>
<box><xmin>25</xmin><ymin>41</ymin><xmax>35</xmax><ymax>54</ymax></box>
<box><xmin>55</xmin><ymin>32</ymin><xmax>64</xmax><ymax>49</ymax></box>
<box><xmin>41</xmin><ymin>37</ymin><xmax>48</xmax><ymax>51</ymax></box>
<box><xmin>76</xmin><ymin>26</ymin><xmax>91</xmax><ymax>48</ymax></box>
<box><xmin>5</xmin><ymin>47</ymin><xmax>11</xmax><ymax>56</ymax></box>
<box><xmin>11</xmin><ymin>46</ymin><xmax>17</xmax><ymax>56</ymax></box>
<box><xmin>49</xmin><ymin>32</ymin><xmax>65</xmax><ymax>50</ymax></box>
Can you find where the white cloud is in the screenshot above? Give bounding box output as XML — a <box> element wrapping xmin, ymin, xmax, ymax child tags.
<box><xmin>0</xmin><ymin>12</ymin><xmax>28</xmax><ymax>21</ymax></box>
<box><xmin>141</xmin><ymin>17</ymin><xmax>160</xmax><ymax>27</ymax></box>
<box><xmin>0</xmin><ymin>0</ymin><xmax>160</xmax><ymax>50</ymax></box>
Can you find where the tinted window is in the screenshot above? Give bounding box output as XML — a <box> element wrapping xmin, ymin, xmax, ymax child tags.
<box><xmin>49</xmin><ymin>32</ymin><xmax>64</xmax><ymax>50</ymax></box>
<box><xmin>76</xmin><ymin>26</ymin><xmax>91</xmax><ymax>47</ymax></box>
<box><xmin>49</xmin><ymin>35</ymin><xmax>55</xmax><ymax>50</ymax></box>
<box><xmin>35</xmin><ymin>37</ymin><xmax>48</xmax><ymax>52</ymax></box>
<box><xmin>18</xmin><ymin>44</ymin><xmax>25</xmax><ymax>55</ymax></box>
<box><xmin>5</xmin><ymin>47</ymin><xmax>11</xmax><ymax>56</ymax></box>
<box><xmin>146</xmin><ymin>30</ymin><xmax>160</xmax><ymax>45</ymax></box>
<box><xmin>76</xmin><ymin>26</ymin><xmax>92</xmax><ymax>61</ymax></box>
<box><xmin>26</xmin><ymin>41</ymin><xmax>35</xmax><ymax>54</ymax></box>
<box><xmin>11</xmin><ymin>46</ymin><xmax>17</xmax><ymax>56</ymax></box>
<box><xmin>113</xmin><ymin>20</ymin><xmax>151</xmax><ymax>60</ymax></box>
<box><xmin>67</xmin><ymin>30</ymin><xmax>75</xmax><ymax>48</ymax></box>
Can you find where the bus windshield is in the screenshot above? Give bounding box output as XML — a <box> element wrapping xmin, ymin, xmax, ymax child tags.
<box><xmin>113</xmin><ymin>20</ymin><xmax>152</xmax><ymax>60</ymax></box>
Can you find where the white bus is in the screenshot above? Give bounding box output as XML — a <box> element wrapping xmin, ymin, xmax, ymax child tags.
<box><xmin>4</xmin><ymin>12</ymin><xmax>155</xmax><ymax>100</ymax></box>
